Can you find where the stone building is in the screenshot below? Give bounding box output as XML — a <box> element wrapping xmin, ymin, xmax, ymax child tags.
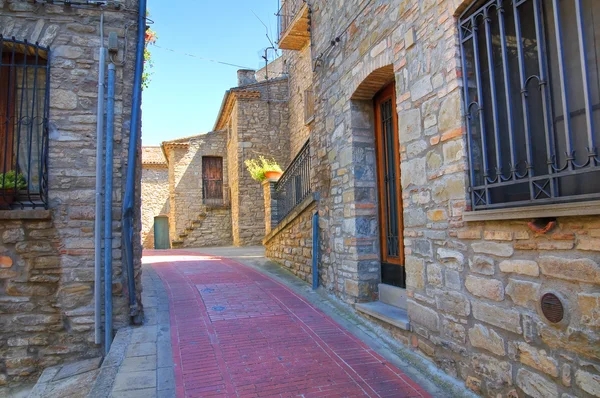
<box><xmin>264</xmin><ymin>0</ymin><xmax>600</xmax><ymax>397</ymax></box>
<box><xmin>141</xmin><ymin>71</ymin><xmax>290</xmax><ymax>249</ymax></box>
<box><xmin>141</xmin><ymin>147</ymin><xmax>169</xmax><ymax>249</ymax></box>
<box><xmin>0</xmin><ymin>0</ymin><xmax>143</xmax><ymax>390</ymax></box>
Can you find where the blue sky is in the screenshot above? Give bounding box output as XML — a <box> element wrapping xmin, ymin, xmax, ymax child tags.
<box><xmin>141</xmin><ymin>1</ymin><xmax>280</xmax><ymax>146</ymax></box>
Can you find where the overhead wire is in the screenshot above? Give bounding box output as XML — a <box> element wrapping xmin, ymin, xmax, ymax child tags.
<box><xmin>152</xmin><ymin>45</ymin><xmax>255</xmax><ymax>70</ymax></box>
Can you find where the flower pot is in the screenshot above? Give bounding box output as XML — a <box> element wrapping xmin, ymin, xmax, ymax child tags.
<box><xmin>264</xmin><ymin>171</ymin><xmax>283</xmax><ymax>180</ymax></box>
<box><xmin>0</xmin><ymin>190</ymin><xmax>16</xmax><ymax>210</ymax></box>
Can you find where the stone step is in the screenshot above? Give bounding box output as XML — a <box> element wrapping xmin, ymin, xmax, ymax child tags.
<box><xmin>179</xmin><ymin>233</ymin><xmax>188</xmax><ymax>238</ymax></box>
<box><xmin>28</xmin><ymin>357</ymin><xmax>102</xmax><ymax>398</ymax></box>
<box><xmin>355</xmin><ymin>301</ymin><xmax>410</xmax><ymax>331</ymax></box>
<box><xmin>171</xmin><ymin>240</ymin><xmax>184</xmax><ymax>247</ymax></box>
<box><xmin>379</xmin><ymin>283</ymin><xmax>407</xmax><ymax>310</ymax></box>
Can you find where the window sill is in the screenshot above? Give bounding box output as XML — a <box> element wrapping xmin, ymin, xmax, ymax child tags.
<box><xmin>463</xmin><ymin>201</ymin><xmax>600</xmax><ymax>222</ymax></box>
<box><xmin>0</xmin><ymin>209</ymin><xmax>51</xmax><ymax>220</ymax></box>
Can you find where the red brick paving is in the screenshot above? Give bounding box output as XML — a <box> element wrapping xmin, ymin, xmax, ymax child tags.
<box><xmin>147</xmin><ymin>251</ymin><xmax>430</xmax><ymax>398</ymax></box>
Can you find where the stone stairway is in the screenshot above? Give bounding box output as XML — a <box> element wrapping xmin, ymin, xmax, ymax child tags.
<box><xmin>171</xmin><ymin>211</ymin><xmax>207</xmax><ymax>249</ymax></box>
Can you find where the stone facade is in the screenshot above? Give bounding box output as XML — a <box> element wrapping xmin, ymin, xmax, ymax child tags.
<box><xmin>216</xmin><ymin>76</ymin><xmax>291</xmax><ymax>246</ymax></box>
<box><xmin>141</xmin><ymin>147</ymin><xmax>169</xmax><ymax>249</ymax></box>
<box><xmin>0</xmin><ymin>0</ymin><xmax>142</xmax><ymax>389</ymax></box>
<box><xmin>140</xmin><ymin>131</ymin><xmax>233</xmax><ymax>249</ymax></box>
<box><xmin>265</xmin><ymin>1</ymin><xmax>600</xmax><ymax>397</ymax></box>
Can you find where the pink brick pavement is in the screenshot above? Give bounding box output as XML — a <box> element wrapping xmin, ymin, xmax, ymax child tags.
<box><xmin>146</xmin><ymin>250</ymin><xmax>431</xmax><ymax>398</ymax></box>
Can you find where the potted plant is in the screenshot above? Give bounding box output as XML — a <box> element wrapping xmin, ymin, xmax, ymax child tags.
<box><xmin>0</xmin><ymin>171</ymin><xmax>27</xmax><ymax>209</ymax></box>
<box><xmin>244</xmin><ymin>156</ymin><xmax>283</xmax><ymax>182</ymax></box>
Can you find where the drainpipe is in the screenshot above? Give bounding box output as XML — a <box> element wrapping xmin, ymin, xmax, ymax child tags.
<box><xmin>122</xmin><ymin>0</ymin><xmax>147</xmax><ymax>323</ymax></box>
<box><xmin>94</xmin><ymin>13</ymin><xmax>106</xmax><ymax>346</ymax></box>
<box><xmin>104</xmin><ymin>63</ymin><xmax>116</xmax><ymax>354</ymax></box>
<box><xmin>312</xmin><ymin>210</ymin><xmax>319</xmax><ymax>290</ymax></box>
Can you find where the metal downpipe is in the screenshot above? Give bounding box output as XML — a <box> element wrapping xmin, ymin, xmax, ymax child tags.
<box><xmin>122</xmin><ymin>0</ymin><xmax>147</xmax><ymax>322</ymax></box>
<box><xmin>104</xmin><ymin>63</ymin><xmax>116</xmax><ymax>354</ymax></box>
<box><xmin>312</xmin><ymin>211</ymin><xmax>319</xmax><ymax>290</ymax></box>
<box><xmin>94</xmin><ymin>14</ymin><xmax>106</xmax><ymax>346</ymax></box>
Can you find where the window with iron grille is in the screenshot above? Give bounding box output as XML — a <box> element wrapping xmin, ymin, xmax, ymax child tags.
<box><xmin>304</xmin><ymin>85</ymin><xmax>315</xmax><ymax>125</ymax></box>
<box><xmin>459</xmin><ymin>0</ymin><xmax>600</xmax><ymax>210</ymax></box>
<box><xmin>0</xmin><ymin>37</ymin><xmax>50</xmax><ymax>209</ymax></box>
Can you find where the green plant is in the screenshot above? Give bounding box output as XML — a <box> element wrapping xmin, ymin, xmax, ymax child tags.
<box><xmin>0</xmin><ymin>171</ymin><xmax>26</xmax><ymax>190</ymax></box>
<box><xmin>142</xmin><ymin>12</ymin><xmax>157</xmax><ymax>90</ymax></box>
<box><xmin>244</xmin><ymin>156</ymin><xmax>282</xmax><ymax>182</ymax></box>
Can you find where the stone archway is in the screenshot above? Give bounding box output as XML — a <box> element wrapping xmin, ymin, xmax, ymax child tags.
<box><xmin>342</xmin><ymin>63</ymin><xmax>398</xmax><ymax>302</ymax></box>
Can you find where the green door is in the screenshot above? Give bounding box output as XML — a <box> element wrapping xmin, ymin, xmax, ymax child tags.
<box><xmin>154</xmin><ymin>216</ymin><xmax>170</xmax><ymax>250</ymax></box>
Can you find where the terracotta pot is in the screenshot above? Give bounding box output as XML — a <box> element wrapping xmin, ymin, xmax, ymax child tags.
<box><xmin>0</xmin><ymin>190</ymin><xmax>16</xmax><ymax>210</ymax></box>
<box><xmin>264</xmin><ymin>171</ymin><xmax>283</xmax><ymax>180</ymax></box>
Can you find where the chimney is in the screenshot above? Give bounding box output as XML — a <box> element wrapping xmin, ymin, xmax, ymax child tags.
<box><xmin>237</xmin><ymin>69</ymin><xmax>257</xmax><ymax>86</ymax></box>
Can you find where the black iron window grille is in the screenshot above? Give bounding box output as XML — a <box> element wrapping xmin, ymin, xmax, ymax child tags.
<box><xmin>277</xmin><ymin>0</ymin><xmax>305</xmax><ymax>39</ymax></box>
<box><xmin>274</xmin><ymin>140</ymin><xmax>311</xmax><ymax>225</ymax></box>
<box><xmin>0</xmin><ymin>36</ymin><xmax>50</xmax><ymax>209</ymax></box>
<box><xmin>459</xmin><ymin>0</ymin><xmax>600</xmax><ymax>210</ymax></box>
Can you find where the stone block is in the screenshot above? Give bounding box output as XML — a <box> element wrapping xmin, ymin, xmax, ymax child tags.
<box><xmin>516</xmin><ymin>368</ymin><xmax>559</xmax><ymax>398</ymax></box>
<box><xmin>539</xmin><ymin>256</ymin><xmax>600</xmax><ymax>284</ymax></box>
<box><xmin>577</xmin><ymin>238</ymin><xmax>600</xmax><ymax>251</ymax></box>
<box><xmin>465</xmin><ymin>275</ymin><xmax>504</xmax><ymax>301</ymax></box>
<box><xmin>471</xmin><ymin>353</ymin><xmax>512</xmax><ymax>388</ymax></box>
<box><xmin>431</xmin><ymin>174</ymin><xmax>465</xmax><ymax>203</ymax></box>
<box><xmin>499</xmin><ymin>259</ymin><xmax>539</xmax><ymax>276</ymax></box>
<box><xmin>438</xmin><ymin>93</ymin><xmax>462</xmax><ymax>133</ymax></box>
<box><xmin>578</xmin><ymin>293</ymin><xmax>600</xmax><ymax>327</ymax></box>
<box><xmin>469</xmin><ymin>255</ymin><xmax>494</xmax><ymax>275</ymax></box>
<box><xmin>437</xmin><ymin>248</ymin><xmax>464</xmax><ymax>270</ymax></box>
<box><xmin>575</xmin><ymin>369</ymin><xmax>600</xmax><ymax>397</ymax></box>
<box><xmin>411</xmin><ymin>75</ymin><xmax>433</xmax><ymax>101</ymax></box>
<box><xmin>398</xmin><ymin>109</ymin><xmax>422</xmax><ymax>142</ymax></box>
<box><xmin>426</xmin><ymin>263</ymin><xmax>443</xmax><ymax>286</ymax></box>
<box><xmin>506</xmin><ymin>279</ymin><xmax>540</xmax><ymax>309</ymax></box>
<box><xmin>405</xmin><ymin>256</ymin><xmax>425</xmax><ymax>289</ymax></box>
<box><xmin>516</xmin><ymin>342</ymin><xmax>558</xmax><ymax>377</ymax></box>
<box><xmin>435</xmin><ymin>291</ymin><xmax>470</xmax><ymax>317</ymax></box>
<box><xmin>3</xmin><ymin>228</ymin><xmax>24</xmax><ymax>244</ymax></box>
<box><xmin>472</xmin><ymin>242</ymin><xmax>514</xmax><ymax>258</ymax></box>
<box><xmin>401</xmin><ymin>158</ymin><xmax>427</xmax><ymax>187</ymax></box>
<box><xmin>472</xmin><ymin>301</ymin><xmax>522</xmax><ymax>334</ymax></box>
<box><xmin>468</xmin><ymin>324</ymin><xmax>505</xmax><ymax>356</ymax></box>
<box><xmin>408</xmin><ymin>300</ymin><xmax>439</xmax><ymax>331</ymax></box>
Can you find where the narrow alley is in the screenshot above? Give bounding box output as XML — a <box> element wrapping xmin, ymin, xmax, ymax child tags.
<box><xmin>143</xmin><ymin>249</ymin><xmax>440</xmax><ymax>398</ymax></box>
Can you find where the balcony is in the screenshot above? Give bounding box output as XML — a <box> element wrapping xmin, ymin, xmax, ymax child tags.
<box><xmin>277</xmin><ymin>0</ymin><xmax>311</xmax><ymax>51</ymax></box>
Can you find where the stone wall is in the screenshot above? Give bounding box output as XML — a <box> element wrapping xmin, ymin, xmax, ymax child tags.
<box><xmin>265</xmin><ymin>199</ymin><xmax>316</xmax><ymax>283</ymax></box>
<box><xmin>179</xmin><ymin>206</ymin><xmax>232</xmax><ymax>248</ymax></box>
<box><xmin>273</xmin><ymin>0</ymin><xmax>600</xmax><ymax>397</ymax></box>
<box><xmin>141</xmin><ymin>148</ymin><xmax>169</xmax><ymax>250</ymax></box>
<box><xmin>282</xmin><ymin>45</ymin><xmax>313</xmax><ymax>160</ymax></box>
<box><xmin>224</xmin><ymin>78</ymin><xmax>291</xmax><ymax>246</ymax></box>
<box><xmin>0</xmin><ymin>0</ymin><xmax>142</xmax><ymax>388</ymax></box>
<box><xmin>163</xmin><ymin>131</ymin><xmax>229</xmax><ymax>247</ymax></box>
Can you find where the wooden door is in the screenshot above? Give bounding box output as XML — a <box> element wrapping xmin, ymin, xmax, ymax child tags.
<box><xmin>202</xmin><ymin>157</ymin><xmax>223</xmax><ymax>200</ymax></box>
<box><xmin>374</xmin><ymin>83</ymin><xmax>406</xmax><ymax>288</ymax></box>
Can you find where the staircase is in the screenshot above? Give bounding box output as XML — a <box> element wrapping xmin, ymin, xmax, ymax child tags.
<box><xmin>355</xmin><ymin>284</ymin><xmax>410</xmax><ymax>331</ymax></box>
<box><xmin>171</xmin><ymin>211</ymin><xmax>207</xmax><ymax>248</ymax></box>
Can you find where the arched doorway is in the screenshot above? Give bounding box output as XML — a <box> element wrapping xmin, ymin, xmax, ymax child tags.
<box><xmin>374</xmin><ymin>83</ymin><xmax>406</xmax><ymax>288</ymax></box>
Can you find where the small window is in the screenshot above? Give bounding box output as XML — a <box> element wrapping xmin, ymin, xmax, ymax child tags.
<box><xmin>304</xmin><ymin>85</ymin><xmax>315</xmax><ymax>125</ymax></box>
<box><xmin>459</xmin><ymin>0</ymin><xmax>600</xmax><ymax>210</ymax></box>
<box><xmin>0</xmin><ymin>37</ymin><xmax>50</xmax><ymax>209</ymax></box>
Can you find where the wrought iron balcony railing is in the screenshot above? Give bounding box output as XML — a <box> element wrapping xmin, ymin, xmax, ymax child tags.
<box><xmin>274</xmin><ymin>140</ymin><xmax>311</xmax><ymax>225</ymax></box>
